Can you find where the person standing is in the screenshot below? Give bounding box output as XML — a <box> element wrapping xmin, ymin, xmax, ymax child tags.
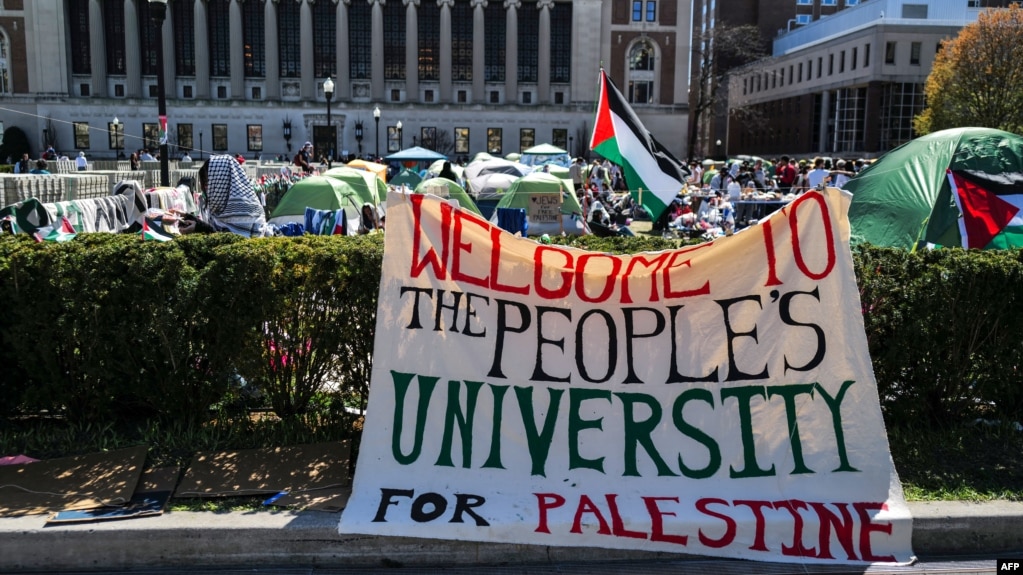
<box><xmin>14</xmin><ymin>153</ymin><xmax>30</xmax><ymax>174</ymax></box>
<box><xmin>776</xmin><ymin>155</ymin><xmax>796</xmax><ymax>192</ymax></box>
<box><xmin>76</xmin><ymin>151</ymin><xmax>89</xmax><ymax>171</ymax></box>
<box><xmin>806</xmin><ymin>158</ymin><xmax>830</xmax><ymax>189</ymax></box>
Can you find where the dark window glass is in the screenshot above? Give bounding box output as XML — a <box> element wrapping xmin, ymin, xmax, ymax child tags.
<box><xmin>247</xmin><ymin>125</ymin><xmax>263</xmax><ymax>151</ymax></box>
<box><xmin>143</xmin><ymin>122</ymin><xmax>159</xmax><ymax>150</ymax></box>
<box><xmin>213</xmin><ymin>124</ymin><xmax>228</xmax><ymax>151</ymax></box>
<box><xmin>243</xmin><ymin>0</ymin><xmax>265</xmax><ymax>77</ymax></box>
<box><xmin>455</xmin><ymin>127</ymin><xmax>469</xmax><ymax>153</ymax></box>
<box><xmin>73</xmin><ymin>122</ymin><xmax>90</xmax><ymax>149</ymax></box>
<box><xmin>551</xmin><ymin>3</ymin><xmax>572</xmax><ymax>83</ymax></box>
<box><xmin>421</xmin><ymin>127</ymin><xmax>437</xmax><ymax>150</ymax></box>
<box><xmin>452</xmin><ymin>2</ymin><xmax>473</xmax><ymax>82</ymax></box>
<box><xmin>487</xmin><ymin>128</ymin><xmax>502</xmax><ymax>154</ymax></box>
<box><xmin>864</xmin><ymin>43</ymin><xmax>870</xmax><ymax>67</ymax></box>
<box><xmin>518</xmin><ymin>2</ymin><xmax>538</xmax><ymax>83</ymax></box>
<box><xmin>178</xmin><ymin>124</ymin><xmax>193</xmax><ymax>152</ymax></box>
<box><xmin>278</xmin><ymin>0</ymin><xmax>301</xmax><ymax>78</ymax></box>
<box><xmin>419</xmin><ymin>2</ymin><xmax>440</xmax><ymax>81</ymax></box>
<box><xmin>313</xmin><ymin>0</ymin><xmax>337</xmax><ymax>79</ymax></box>
<box><xmin>885</xmin><ymin>41</ymin><xmax>896</xmax><ymax>64</ymax></box>
<box><xmin>138</xmin><ymin>1</ymin><xmax>159</xmax><ymax>76</ymax></box>
<box><xmin>520</xmin><ymin>128</ymin><xmax>535</xmax><ymax>151</ymax></box>
<box><xmin>68</xmin><ymin>0</ymin><xmax>91</xmax><ymax>75</ymax></box>
<box><xmin>384</xmin><ymin>1</ymin><xmax>406</xmax><ymax>80</ymax></box>
<box><xmin>350</xmin><ymin>1</ymin><xmax>371</xmax><ymax>79</ymax></box>
<box><xmin>209</xmin><ymin>0</ymin><xmax>231</xmax><ymax>77</ymax></box>
<box><xmin>105</xmin><ymin>2</ymin><xmax>126</xmax><ymax>75</ymax></box>
<box><xmin>173</xmin><ymin>0</ymin><xmax>196</xmax><ymax>76</ymax></box>
<box><xmin>910</xmin><ymin>41</ymin><xmax>921</xmax><ymax>65</ymax></box>
<box><xmin>484</xmin><ymin>3</ymin><xmax>505</xmax><ymax>82</ymax></box>
<box><xmin>552</xmin><ymin>128</ymin><xmax>567</xmax><ymax>149</ymax></box>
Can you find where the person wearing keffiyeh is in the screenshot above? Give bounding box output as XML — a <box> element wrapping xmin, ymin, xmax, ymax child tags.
<box><xmin>176</xmin><ymin>154</ymin><xmax>273</xmax><ymax>237</ymax></box>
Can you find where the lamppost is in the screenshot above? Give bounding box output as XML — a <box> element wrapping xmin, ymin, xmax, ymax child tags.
<box><xmin>323</xmin><ymin>76</ymin><xmax>334</xmax><ymax>168</ymax></box>
<box><xmin>569</xmin><ymin>136</ymin><xmax>574</xmax><ymax>157</ymax></box>
<box><xmin>396</xmin><ymin>120</ymin><xmax>403</xmax><ymax>151</ymax></box>
<box><xmin>150</xmin><ymin>0</ymin><xmax>169</xmax><ymax>186</ymax></box>
<box><xmin>373</xmin><ymin>106</ymin><xmax>381</xmax><ymax>159</ymax></box>
<box><xmin>354</xmin><ymin>120</ymin><xmax>364</xmax><ymax>158</ymax></box>
<box><xmin>112</xmin><ymin>116</ymin><xmax>123</xmax><ymax>159</ymax></box>
<box><xmin>199</xmin><ymin>130</ymin><xmax>203</xmax><ymax>161</ymax></box>
<box><xmin>282</xmin><ymin>118</ymin><xmax>292</xmax><ymax>153</ymax></box>
<box><xmin>715</xmin><ymin>139</ymin><xmax>723</xmax><ymax>161</ymax></box>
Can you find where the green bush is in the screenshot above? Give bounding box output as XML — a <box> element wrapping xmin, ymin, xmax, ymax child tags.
<box><xmin>2</xmin><ymin>233</ymin><xmax>1022</xmax><ymax>430</ymax></box>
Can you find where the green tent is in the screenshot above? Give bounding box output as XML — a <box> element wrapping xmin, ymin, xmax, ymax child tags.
<box><xmin>491</xmin><ymin>172</ymin><xmax>588</xmax><ymax>236</ymax></box>
<box><xmin>847</xmin><ymin>127</ymin><xmax>1023</xmax><ymax>250</ymax></box>
<box><xmin>414</xmin><ymin>177</ymin><xmax>482</xmax><ymax>216</ymax></box>
<box><xmin>270</xmin><ymin>176</ymin><xmax>361</xmax><ymax>220</ymax></box>
<box><xmin>390</xmin><ymin>168</ymin><xmax>423</xmax><ymax>189</ymax></box>
<box><xmin>322</xmin><ymin>166</ymin><xmax>386</xmax><ymax>206</ymax></box>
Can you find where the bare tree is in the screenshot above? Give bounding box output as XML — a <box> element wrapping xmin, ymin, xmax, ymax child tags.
<box><xmin>687</xmin><ymin>23</ymin><xmax>768</xmax><ymax>162</ymax></box>
<box><xmin>433</xmin><ymin>129</ymin><xmax>455</xmax><ymax>156</ymax></box>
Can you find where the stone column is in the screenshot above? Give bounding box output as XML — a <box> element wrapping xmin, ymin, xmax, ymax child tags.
<box><xmin>439</xmin><ymin>0</ymin><xmax>453</xmax><ymax>102</ymax></box>
<box><xmin>89</xmin><ymin>0</ymin><xmax>107</xmax><ymax>97</ymax></box>
<box><xmin>230</xmin><ymin>0</ymin><xmax>244</xmax><ymax>97</ymax></box>
<box><xmin>125</xmin><ymin>0</ymin><xmax>141</xmax><ymax>98</ymax></box>
<box><xmin>404</xmin><ymin>0</ymin><xmax>419</xmax><ymax>101</ymax></box>
<box><xmin>471</xmin><ymin>0</ymin><xmax>485</xmax><ymax>103</ymax></box>
<box><xmin>195</xmin><ymin>0</ymin><xmax>210</xmax><ymax>99</ymax></box>
<box><xmin>338</xmin><ymin>0</ymin><xmax>351</xmax><ymax>100</ymax></box>
<box><xmin>162</xmin><ymin>7</ymin><xmax>176</xmax><ymax>99</ymax></box>
<box><xmin>265</xmin><ymin>0</ymin><xmax>280</xmax><ymax>99</ymax></box>
<box><xmin>537</xmin><ymin>0</ymin><xmax>552</xmax><ymax>103</ymax></box>
<box><xmin>504</xmin><ymin>0</ymin><xmax>519</xmax><ymax>103</ymax></box>
<box><xmin>371</xmin><ymin>0</ymin><xmax>385</xmax><ymax>100</ymax></box>
<box><xmin>301</xmin><ymin>0</ymin><xmax>315</xmax><ymax>99</ymax></box>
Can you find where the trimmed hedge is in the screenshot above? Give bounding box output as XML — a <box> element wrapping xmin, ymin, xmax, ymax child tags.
<box><xmin>0</xmin><ymin>233</ymin><xmax>1020</xmax><ymax>428</ymax></box>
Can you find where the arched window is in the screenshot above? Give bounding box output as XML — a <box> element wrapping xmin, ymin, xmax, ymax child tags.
<box><xmin>0</xmin><ymin>28</ymin><xmax>10</xmax><ymax>95</ymax></box>
<box><xmin>627</xmin><ymin>39</ymin><xmax>656</xmax><ymax>104</ymax></box>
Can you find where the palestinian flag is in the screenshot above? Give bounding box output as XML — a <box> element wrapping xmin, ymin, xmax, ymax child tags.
<box><xmin>947</xmin><ymin>169</ymin><xmax>1023</xmax><ymax>249</ymax></box>
<box><xmin>34</xmin><ymin>216</ymin><xmax>77</xmax><ymax>243</ymax></box>
<box><xmin>142</xmin><ymin>218</ymin><xmax>174</xmax><ymax>242</ymax></box>
<box><xmin>589</xmin><ymin>69</ymin><xmax>689</xmax><ymax>220</ymax></box>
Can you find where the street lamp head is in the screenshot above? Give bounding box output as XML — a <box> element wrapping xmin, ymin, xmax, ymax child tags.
<box><xmin>396</xmin><ymin>120</ymin><xmax>402</xmax><ymax>130</ymax></box>
<box><xmin>323</xmin><ymin>76</ymin><xmax>334</xmax><ymax>98</ymax></box>
<box><xmin>148</xmin><ymin>0</ymin><xmax>167</xmax><ymax>4</ymax></box>
<box><xmin>716</xmin><ymin>139</ymin><xmax>722</xmax><ymax>146</ymax></box>
<box><xmin>373</xmin><ymin>106</ymin><xmax>381</xmax><ymax>119</ymax></box>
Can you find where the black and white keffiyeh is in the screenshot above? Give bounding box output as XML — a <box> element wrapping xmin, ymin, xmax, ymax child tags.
<box><xmin>203</xmin><ymin>155</ymin><xmax>272</xmax><ymax>237</ymax></box>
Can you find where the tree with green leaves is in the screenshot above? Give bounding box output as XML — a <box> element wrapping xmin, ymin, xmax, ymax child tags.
<box><xmin>915</xmin><ymin>5</ymin><xmax>1023</xmax><ymax>135</ymax></box>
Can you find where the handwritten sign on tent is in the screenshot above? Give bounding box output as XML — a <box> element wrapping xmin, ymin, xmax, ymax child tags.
<box><xmin>340</xmin><ymin>188</ymin><xmax>914</xmax><ymax>566</ymax></box>
<box><xmin>528</xmin><ymin>193</ymin><xmax>563</xmax><ymax>224</ymax></box>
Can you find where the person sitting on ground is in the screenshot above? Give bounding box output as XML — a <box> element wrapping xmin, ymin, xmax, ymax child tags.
<box><xmin>359</xmin><ymin>203</ymin><xmax>379</xmax><ymax>234</ymax></box>
<box><xmin>29</xmin><ymin>159</ymin><xmax>51</xmax><ymax>175</ymax></box>
<box><xmin>173</xmin><ymin>155</ymin><xmax>274</xmax><ymax>237</ymax></box>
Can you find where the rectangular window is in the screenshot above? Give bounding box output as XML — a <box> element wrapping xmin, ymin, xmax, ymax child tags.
<box><xmin>184</xmin><ymin>85</ymin><xmax>193</xmax><ymax>99</ymax></box>
<box><xmin>487</xmin><ymin>128</ymin><xmax>502</xmax><ymax>155</ymax></box>
<box><xmin>798</xmin><ymin>62</ymin><xmax>803</xmax><ymax>82</ymax></box>
<box><xmin>109</xmin><ymin>121</ymin><xmax>124</xmax><ymax>152</ymax></box>
<box><xmin>522</xmin><ymin>91</ymin><xmax>532</xmax><ymax>104</ymax></box>
<box><xmin>252</xmin><ymin>86</ymin><xmax>262</xmax><ymax>100</ymax></box>
<box><xmin>80</xmin><ymin>83</ymin><xmax>90</xmax><ymax>97</ymax></box>
<box><xmin>968</xmin><ymin>0</ymin><xmax>981</xmax><ymax>6</ymax></box>
<box><xmin>910</xmin><ymin>42</ymin><xmax>921</xmax><ymax>65</ymax></box>
<box><xmin>387</xmin><ymin>126</ymin><xmax>400</xmax><ymax>152</ymax></box>
<box><xmin>817</xmin><ymin>57</ymin><xmax>822</xmax><ymax>78</ymax></box>
<box><xmin>632</xmin><ymin>0</ymin><xmax>642</xmax><ymax>21</ymax></box>
<box><xmin>829</xmin><ymin>54</ymin><xmax>834</xmax><ymax>75</ymax></box>
<box><xmin>458</xmin><ymin>90</ymin><xmax>467</xmax><ymax>103</ymax></box>
<box><xmin>885</xmin><ymin>41</ymin><xmax>896</xmax><ymax>65</ymax></box>
<box><xmin>425</xmin><ymin>90</ymin><xmax>435</xmax><ymax>103</ymax></box>
<box><xmin>797</xmin><ymin>0</ymin><xmax>812</xmax><ymax>5</ymax></box>
<box><xmin>847</xmin><ymin>0</ymin><xmax>859</xmax><ymax>4</ymax></box>
<box><xmin>178</xmin><ymin>124</ymin><xmax>193</xmax><ymax>153</ymax></box>
<box><xmin>865</xmin><ymin>43</ymin><xmax>871</xmax><ymax>67</ymax></box>
<box><xmin>552</xmin><ymin>128</ymin><xmax>568</xmax><ymax>151</ymax></box>
<box><xmin>391</xmin><ymin>89</ymin><xmax>401</xmax><ymax>102</ymax></box>
<box><xmin>217</xmin><ymin>86</ymin><xmax>227</xmax><ymax>99</ymax></box>
<box><xmin>419</xmin><ymin>127</ymin><xmax>436</xmax><ymax>150</ymax></box>
<box><xmin>247</xmin><ymin>125</ymin><xmax>263</xmax><ymax>151</ymax></box>
<box><xmin>212</xmin><ymin>124</ymin><xmax>228</xmax><ymax>151</ymax></box>
<box><xmin>821</xmin><ymin>0</ymin><xmax>837</xmax><ymax>5</ymax></box>
<box><xmin>454</xmin><ymin>127</ymin><xmax>469</xmax><ymax>154</ymax></box>
<box><xmin>902</xmin><ymin>4</ymin><xmax>927</xmax><ymax>18</ymax></box>
<box><xmin>242</xmin><ymin>0</ymin><xmax>265</xmax><ymax>77</ymax></box>
<box><xmin>73</xmin><ymin>122</ymin><xmax>90</xmax><ymax>150</ymax></box>
<box><xmin>645</xmin><ymin>1</ymin><xmax>656</xmax><ymax>22</ymax></box>
<box><xmin>788</xmin><ymin>65</ymin><xmax>793</xmax><ymax>84</ymax></box>
<box><xmin>554</xmin><ymin>91</ymin><xmax>565</xmax><ymax>104</ymax></box>
<box><xmin>520</xmin><ymin>128</ymin><xmax>535</xmax><ymax>151</ymax></box>
<box><xmin>852</xmin><ymin>47</ymin><xmax>858</xmax><ymax>70</ymax></box>
<box><xmin>796</xmin><ymin>14</ymin><xmax>811</xmax><ymax>24</ymax></box>
<box><xmin>490</xmin><ymin>90</ymin><xmax>500</xmax><ymax>104</ymax></box>
<box><xmin>143</xmin><ymin>122</ymin><xmax>159</xmax><ymax>151</ymax></box>
<box><xmin>840</xmin><ymin>51</ymin><xmax>845</xmax><ymax>73</ymax></box>
<box><xmin>115</xmin><ymin>84</ymin><xmax>125</xmax><ymax>97</ymax></box>
<box><xmin>149</xmin><ymin>85</ymin><xmax>159</xmax><ymax>98</ymax></box>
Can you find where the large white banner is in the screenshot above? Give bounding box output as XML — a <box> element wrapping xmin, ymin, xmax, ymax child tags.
<box><xmin>340</xmin><ymin>188</ymin><xmax>914</xmax><ymax>565</ymax></box>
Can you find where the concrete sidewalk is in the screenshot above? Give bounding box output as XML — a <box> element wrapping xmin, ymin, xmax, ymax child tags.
<box><xmin>1</xmin><ymin>501</ymin><xmax>1021</xmax><ymax>572</ymax></box>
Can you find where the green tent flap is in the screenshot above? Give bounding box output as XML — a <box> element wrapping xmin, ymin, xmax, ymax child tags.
<box><xmin>414</xmin><ymin>177</ymin><xmax>483</xmax><ymax>216</ymax></box>
<box><xmin>270</xmin><ymin>176</ymin><xmax>361</xmax><ymax>219</ymax></box>
<box><xmin>322</xmin><ymin>167</ymin><xmax>386</xmax><ymax>206</ymax></box>
<box><xmin>847</xmin><ymin>127</ymin><xmax>1023</xmax><ymax>250</ymax></box>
